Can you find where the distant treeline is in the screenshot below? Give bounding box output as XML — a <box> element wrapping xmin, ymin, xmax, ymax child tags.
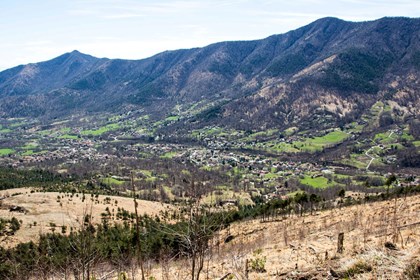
<box><xmin>0</xmin><ymin>167</ymin><xmax>71</xmax><ymax>190</ymax></box>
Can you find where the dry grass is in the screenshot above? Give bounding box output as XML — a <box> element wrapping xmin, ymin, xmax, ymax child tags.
<box><xmin>0</xmin><ymin>188</ymin><xmax>170</xmax><ymax>248</ymax></box>
<box><xmin>2</xmin><ymin>188</ymin><xmax>420</xmax><ymax>279</ymax></box>
<box><xmin>146</xmin><ymin>194</ymin><xmax>420</xmax><ymax>279</ymax></box>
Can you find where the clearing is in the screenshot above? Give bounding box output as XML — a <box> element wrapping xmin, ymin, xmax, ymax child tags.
<box><xmin>0</xmin><ymin>188</ymin><xmax>169</xmax><ymax>248</ymax></box>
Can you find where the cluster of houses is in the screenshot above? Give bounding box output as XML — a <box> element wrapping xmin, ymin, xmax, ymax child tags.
<box><xmin>1</xmin><ymin>118</ymin><xmax>418</xmax><ymax>205</ymax></box>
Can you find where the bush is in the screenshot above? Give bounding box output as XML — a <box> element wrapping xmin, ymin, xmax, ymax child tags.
<box><xmin>249</xmin><ymin>249</ymin><xmax>266</xmax><ymax>273</ymax></box>
<box><xmin>0</xmin><ymin>217</ymin><xmax>21</xmax><ymax>236</ymax></box>
<box><xmin>342</xmin><ymin>260</ymin><xmax>372</xmax><ymax>278</ymax></box>
<box><xmin>9</xmin><ymin>217</ymin><xmax>20</xmax><ymax>232</ymax></box>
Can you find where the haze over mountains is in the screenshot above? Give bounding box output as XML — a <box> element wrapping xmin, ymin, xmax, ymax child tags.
<box><xmin>0</xmin><ymin>17</ymin><xmax>419</xmax><ymax>131</ymax></box>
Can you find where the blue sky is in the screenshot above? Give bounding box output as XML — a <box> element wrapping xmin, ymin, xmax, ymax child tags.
<box><xmin>0</xmin><ymin>0</ymin><xmax>419</xmax><ymax>70</ymax></box>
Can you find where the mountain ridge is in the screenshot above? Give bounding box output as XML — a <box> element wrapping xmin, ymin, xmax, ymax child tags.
<box><xmin>0</xmin><ymin>17</ymin><xmax>419</xmax><ymax>130</ymax></box>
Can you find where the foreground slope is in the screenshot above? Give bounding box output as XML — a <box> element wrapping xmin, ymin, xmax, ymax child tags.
<box><xmin>153</xmin><ymin>194</ymin><xmax>420</xmax><ymax>279</ymax></box>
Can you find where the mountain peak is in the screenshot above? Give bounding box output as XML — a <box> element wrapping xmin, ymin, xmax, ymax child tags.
<box><xmin>46</xmin><ymin>50</ymin><xmax>100</xmax><ymax>66</ymax></box>
<box><xmin>68</xmin><ymin>50</ymin><xmax>85</xmax><ymax>57</ymax></box>
<box><xmin>66</xmin><ymin>50</ymin><xmax>96</xmax><ymax>59</ymax></box>
<box><xmin>315</xmin><ymin>17</ymin><xmax>344</xmax><ymax>23</ymax></box>
<box><xmin>306</xmin><ymin>16</ymin><xmax>350</xmax><ymax>29</ymax></box>
<box><xmin>0</xmin><ymin>17</ymin><xmax>418</xmax><ymax>126</ymax></box>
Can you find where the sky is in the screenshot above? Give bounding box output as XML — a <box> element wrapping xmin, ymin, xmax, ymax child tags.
<box><xmin>0</xmin><ymin>0</ymin><xmax>419</xmax><ymax>71</ymax></box>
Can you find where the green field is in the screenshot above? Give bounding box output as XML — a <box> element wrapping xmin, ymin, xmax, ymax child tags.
<box><xmin>138</xmin><ymin>169</ymin><xmax>158</xmax><ymax>182</ymax></box>
<box><xmin>101</xmin><ymin>177</ymin><xmax>125</xmax><ymax>185</ymax></box>
<box><xmin>341</xmin><ymin>154</ymin><xmax>369</xmax><ymax>169</ymax></box>
<box><xmin>346</xmin><ymin>122</ymin><xmax>365</xmax><ymax>133</ymax></box>
<box><xmin>21</xmin><ymin>150</ymin><xmax>35</xmax><ymax>156</ymax></box>
<box><xmin>401</xmin><ymin>132</ymin><xmax>414</xmax><ymax>141</ymax></box>
<box><xmin>295</xmin><ymin>130</ymin><xmax>349</xmax><ymax>152</ymax></box>
<box><xmin>300</xmin><ymin>175</ymin><xmax>333</xmax><ymax>188</ymax></box>
<box><xmin>0</xmin><ymin>148</ymin><xmax>15</xmax><ymax>156</ymax></box>
<box><xmin>374</xmin><ymin>131</ymin><xmax>398</xmax><ymax>144</ymax></box>
<box><xmin>0</xmin><ymin>127</ymin><xmax>12</xmax><ymax>133</ymax></box>
<box><xmin>9</xmin><ymin>121</ymin><xmax>26</xmax><ymax>128</ymax></box>
<box><xmin>81</xmin><ymin>123</ymin><xmax>121</xmax><ymax>136</ymax></box>
<box><xmin>200</xmin><ymin>165</ymin><xmax>215</xmax><ymax>171</ymax></box>
<box><xmin>37</xmin><ymin>129</ymin><xmax>53</xmax><ymax>136</ymax></box>
<box><xmin>240</xmin><ymin>129</ymin><xmax>278</xmax><ymax>142</ymax></box>
<box><xmin>264</xmin><ymin>172</ymin><xmax>281</xmax><ymax>179</ymax></box>
<box><xmin>22</xmin><ymin>143</ymin><xmax>38</xmax><ymax>150</ymax></box>
<box><xmin>139</xmin><ymin>170</ymin><xmax>153</xmax><ymax>177</ymax></box>
<box><xmin>268</xmin><ymin>142</ymin><xmax>299</xmax><ymax>153</ymax></box>
<box><xmin>284</xmin><ymin>127</ymin><xmax>298</xmax><ymax>136</ymax></box>
<box><xmin>60</xmin><ymin>127</ymin><xmax>71</xmax><ymax>133</ymax></box>
<box><xmin>253</xmin><ymin>130</ymin><xmax>349</xmax><ymax>154</ymax></box>
<box><xmin>193</xmin><ymin>127</ymin><xmax>222</xmax><ymax>137</ymax></box>
<box><xmin>58</xmin><ymin>134</ymin><xmax>80</xmax><ymax>139</ymax></box>
<box><xmin>165</xmin><ymin>115</ymin><xmax>180</xmax><ymax>122</ymax></box>
<box><xmin>160</xmin><ymin>151</ymin><xmax>177</xmax><ymax>159</ymax></box>
<box><xmin>312</xmin><ymin>130</ymin><xmax>348</xmax><ymax>144</ymax></box>
<box><xmin>201</xmin><ymin>189</ymin><xmax>253</xmax><ymax>206</ymax></box>
<box><xmin>370</xmin><ymin>101</ymin><xmax>384</xmax><ymax>115</ymax></box>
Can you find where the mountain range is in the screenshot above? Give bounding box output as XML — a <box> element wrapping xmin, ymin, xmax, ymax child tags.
<box><xmin>0</xmin><ymin>17</ymin><xmax>419</xmax><ymax>131</ymax></box>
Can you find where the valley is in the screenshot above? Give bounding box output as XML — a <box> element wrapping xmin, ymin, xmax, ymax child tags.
<box><xmin>0</xmin><ymin>16</ymin><xmax>419</xmax><ymax>279</ymax></box>
<box><xmin>0</xmin><ymin>97</ymin><xmax>418</xmax><ymax>205</ymax></box>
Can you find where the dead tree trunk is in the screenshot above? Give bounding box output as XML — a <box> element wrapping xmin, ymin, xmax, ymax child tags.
<box><xmin>245</xmin><ymin>259</ymin><xmax>249</xmax><ymax>280</ymax></box>
<box><xmin>337</xmin><ymin>232</ymin><xmax>344</xmax><ymax>254</ymax></box>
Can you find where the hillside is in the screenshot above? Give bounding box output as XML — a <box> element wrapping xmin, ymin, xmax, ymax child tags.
<box><xmin>0</xmin><ymin>188</ymin><xmax>169</xmax><ymax>248</ymax></box>
<box><xmin>154</xmin><ymin>193</ymin><xmax>420</xmax><ymax>279</ymax></box>
<box><xmin>0</xmin><ymin>17</ymin><xmax>418</xmax><ymax>131</ymax></box>
<box><xmin>2</xmin><ymin>187</ymin><xmax>420</xmax><ymax>279</ymax></box>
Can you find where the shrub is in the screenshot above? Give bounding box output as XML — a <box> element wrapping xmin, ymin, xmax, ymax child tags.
<box><xmin>9</xmin><ymin>217</ymin><xmax>20</xmax><ymax>233</ymax></box>
<box><xmin>249</xmin><ymin>249</ymin><xmax>266</xmax><ymax>273</ymax></box>
<box><xmin>342</xmin><ymin>260</ymin><xmax>372</xmax><ymax>277</ymax></box>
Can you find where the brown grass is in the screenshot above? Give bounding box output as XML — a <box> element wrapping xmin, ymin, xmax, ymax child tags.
<box><xmin>2</xmin><ymin>188</ymin><xmax>420</xmax><ymax>279</ymax></box>
<box><xmin>146</xmin><ymin>194</ymin><xmax>420</xmax><ymax>279</ymax></box>
<box><xmin>0</xmin><ymin>188</ymin><xmax>170</xmax><ymax>248</ymax></box>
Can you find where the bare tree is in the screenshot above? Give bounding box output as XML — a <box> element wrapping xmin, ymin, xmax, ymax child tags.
<box><xmin>69</xmin><ymin>206</ymin><xmax>99</xmax><ymax>280</ymax></box>
<box><xmin>163</xmin><ymin>181</ymin><xmax>224</xmax><ymax>280</ymax></box>
<box><xmin>179</xmin><ymin>202</ymin><xmax>222</xmax><ymax>280</ymax></box>
<box><xmin>131</xmin><ymin>172</ymin><xmax>146</xmax><ymax>280</ymax></box>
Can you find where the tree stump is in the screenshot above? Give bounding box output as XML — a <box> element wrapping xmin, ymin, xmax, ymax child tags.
<box><xmin>337</xmin><ymin>232</ymin><xmax>344</xmax><ymax>253</ymax></box>
<box><xmin>245</xmin><ymin>259</ymin><xmax>249</xmax><ymax>280</ymax></box>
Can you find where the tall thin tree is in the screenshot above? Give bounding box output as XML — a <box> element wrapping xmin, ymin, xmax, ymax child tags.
<box><xmin>131</xmin><ymin>172</ymin><xmax>145</xmax><ymax>280</ymax></box>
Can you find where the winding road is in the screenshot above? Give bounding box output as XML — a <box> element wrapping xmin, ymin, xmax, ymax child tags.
<box><xmin>365</xmin><ymin>129</ymin><xmax>397</xmax><ymax>171</ymax></box>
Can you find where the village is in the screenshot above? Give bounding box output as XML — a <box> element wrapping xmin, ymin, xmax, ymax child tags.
<box><xmin>0</xmin><ymin>112</ymin><xmax>418</xmax><ymax>207</ymax></box>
